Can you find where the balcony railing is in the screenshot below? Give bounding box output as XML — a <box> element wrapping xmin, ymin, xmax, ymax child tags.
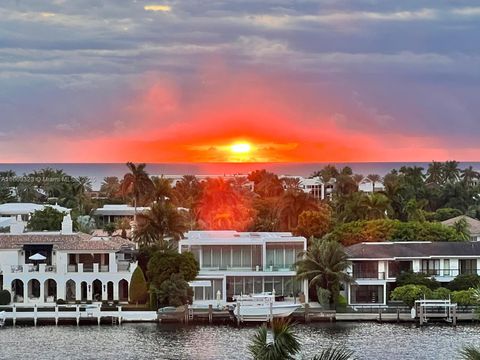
<box><xmin>419</xmin><ymin>269</ymin><xmax>462</xmax><ymax>277</ymax></box>
<box><xmin>350</xmin><ymin>271</ymin><xmax>385</xmax><ymax>280</ymax></box>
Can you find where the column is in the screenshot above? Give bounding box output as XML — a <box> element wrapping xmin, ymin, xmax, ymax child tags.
<box><xmin>476</xmin><ymin>259</ymin><xmax>480</xmax><ymax>276</ymax></box>
<box><xmin>222</xmin><ymin>276</ymin><xmax>227</xmax><ymax>302</ymax></box>
<box><xmin>262</xmin><ymin>242</ymin><xmax>267</xmax><ymax>271</ymax></box>
<box><xmin>87</xmin><ymin>282</ymin><xmax>93</xmax><ymax>301</ymax></box>
<box><xmin>303</xmin><ymin>279</ymin><xmax>309</xmax><ymax>303</ymax></box>
<box><xmin>23</xmin><ymin>281</ymin><xmax>28</xmax><ymax>304</ymax></box>
<box><xmin>75</xmin><ymin>281</ymin><xmax>81</xmax><ymax>301</ymax></box>
<box><xmin>412</xmin><ymin>260</ymin><xmax>420</xmax><ymax>273</ymax></box>
<box><xmin>102</xmin><ymin>283</ymin><xmax>108</xmax><ymax>301</ymax></box>
<box><xmin>113</xmin><ymin>282</ymin><xmax>119</xmax><ymax>301</ymax></box>
<box><xmin>39</xmin><ymin>280</ymin><xmax>45</xmax><ymax>303</ymax></box>
<box><xmin>378</xmin><ymin>261</ymin><xmax>385</xmax><ymax>279</ymax></box>
<box><xmin>109</xmin><ymin>253</ymin><xmax>117</xmax><ymax>273</ymax></box>
<box><xmin>321</xmin><ymin>184</ymin><xmax>325</xmax><ymax>200</ymax></box>
<box><xmin>57</xmin><ymin>282</ymin><xmax>65</xmax><ymax>301</ymax></box>
<box><xmin>451</xmin><ymin>259</ymin><xmax>459</xmax><ymax>277</ymax></box>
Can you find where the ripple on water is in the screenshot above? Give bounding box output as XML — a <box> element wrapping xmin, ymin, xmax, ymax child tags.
<box><xmin>0</xmin><ymin>322</ymin><xmax>479</xmax><ymax>360</ymax></box>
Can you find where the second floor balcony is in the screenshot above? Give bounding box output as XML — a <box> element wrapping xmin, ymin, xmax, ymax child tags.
<box><xmin>9</xmin><ymin>264</ymin><xmax>56</xmax><ymax>273</ymax></box>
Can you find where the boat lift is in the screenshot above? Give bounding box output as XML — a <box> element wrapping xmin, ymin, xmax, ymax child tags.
<box><xmin>414</xmin><ymin>298</ymin><xmax>457</xmax><ymax>326</ymax></box>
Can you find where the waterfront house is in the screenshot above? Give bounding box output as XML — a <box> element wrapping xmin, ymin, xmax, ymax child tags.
<box><xmin>178</xmin><ymin>231</ymin><xmax>308</xmax><ymax>305</ymax></box>
<box><xmin>0</xmin><ymin>203</ymin><xmax>71</xmax><ymax>222</ymax></box>
<box><xmin>441</xmin><ymin>215</ymin><xmax>480</xmax><ymax>242</ymax></box>
<box><xmin>358</xmin><ymin>178</ymin><xmax>385</xmax><ymax>193</ymax></box>
<box><xmin>0</xmin><ymin>215</ymin><xmax>137</xmax><ymax>305</ymax></box>
<box><xmin>345</xmin><ymin>241</ymin><xmax>480</xmax><ymax>307</ymax></box>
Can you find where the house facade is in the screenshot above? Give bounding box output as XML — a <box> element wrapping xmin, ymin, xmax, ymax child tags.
<box><xmin>0</xmin><ymin>216</ymin><xmax>137</xmax><ymax>305</ymax></box>
<box><xmin>178</xmin><ymin>231</ymin><xmax>308</xmax><ymax>305</ymax></box>
<box><xmin>345</xmin><ymin>241</ymin><xmax>480</xmax><ymax>307</ymax></box>
<box><xmin>442</xmin><ymin>215</ymin><xmax>480</xmax><ymax>242</ymax></box>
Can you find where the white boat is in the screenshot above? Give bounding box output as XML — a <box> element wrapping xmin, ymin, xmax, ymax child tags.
<box><xmin>232</xmin><ymin>293</ymin><xmax>302</xmax><ymax>322</ymax></box>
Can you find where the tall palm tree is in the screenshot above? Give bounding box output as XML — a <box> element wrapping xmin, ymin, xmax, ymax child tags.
<box><xmin>443</xmin><ymin>160</ymin><xmax>461</xmax><ymax>183</ymax></box>
<box><xmin>72</xmin><ymin>176</ymin><xmax>92</xmax><ymax>214</ymax></box>
<box><xmin>461</xmin><ymin>166</ymin><xmax>480</xmax><ymax>188</ymax></box>
<box><xmin>134</xmin><ymin>201</ymin><xmax>187</xmax><ymax>247</ymax></box>
<box><xmin>312</xmin><ymin>346</ymin><xmax>355</xmax><ymax>360</ymax></box>
<box><xmin>120</xmin><ymin>162</ymin><xmax>154</xmax><ymax>221</ymax></box>
<box><xmin>296</xmin><ymin>239</ymin><xmax>352</xmax><ymax>306</ymax></box>
<box><xmin>151</xmin><ymin>176</ymin><xmax>173</xmax><ymax>203</ymax></box>
<box><xmin>426</xmin><ymin>161</ymin><xmax>444</xmax><ymax>185</ymax></box>
<box><xmin>281</xmin><ymin>177</ymin><xmax>302</xmax><ymax>192</ymax></box>
<box><xmin>278</xmin><ymin>191</ymin><xmax>319</xmax><ymax>231</ymax></box>
<box><xmin>99</xmin><ymin>176</ymin><xmax>121</xmax><ymax>199</ymax></box>
<box><xmin>360</xmin><ymin>193</ymin><xmax>392</xmax><ymax>220</ymax></box>
<box><xmin>460</xmin><ymin>346</ymin><xmax>480</xmax><ymax>360</ymax></box>
<box><xmin>249</xmin><ymin>318</ymin><xmax>301</xmax><ymax>360</ymax></box>
<box><xmin>366</xmin><ymin>174</ymin><xmax>382</xmax><ymax>192</ymax></box>
<box><xmin>352</xmin><ymin>174</ymin><xmax>364</xmax><ymax>187</ymax></box>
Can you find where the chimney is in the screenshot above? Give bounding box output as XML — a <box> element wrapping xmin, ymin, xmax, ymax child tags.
<box><xmin>61</xmin><ymin>214</ymin><xmax>73</xmax><ymax>235</ymax></box>
<box><xmin>10</xmin><ymin>215</ymin><xmax>25</xmax><ymax>234</ymax></box>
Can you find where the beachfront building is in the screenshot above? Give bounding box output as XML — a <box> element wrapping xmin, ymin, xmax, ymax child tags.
<box><xmin>442</xmin><ymin>215</ymin><xmax>480</xmax><ymax>242</ymax></box>
<box><xmin>358</xmin><ymin>178</ymin><xmax>385</xmax><ymax>193</ymax></box>
<box><xmin>178</xmin><ymin>231</ymin><xmax>308</xmax><ymax>305</ymax></box>
<box><xmin>0</xmin><ymin>215</ymin><xmax>137</xmax><ymax>305</ymax></box>
<box><xmin>345</xmin><ymin>241</ymin><xmax>480</xmax><ymax>307</ymax></box>
<box><xmin>93</xmin><ymin>204</ymin><xmax>150</xmax><ymax>226</ymax></box>
<box><xmin>280</xmin><ymin>176</ymin><xmax>333</xmax><ymax>200</ymax></box>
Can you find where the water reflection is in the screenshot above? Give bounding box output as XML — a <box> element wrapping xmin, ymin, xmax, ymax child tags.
<box><xmin>0</xmin><ymin>322</ymin><xmax>479</xmax><ymax>359</ymax></box>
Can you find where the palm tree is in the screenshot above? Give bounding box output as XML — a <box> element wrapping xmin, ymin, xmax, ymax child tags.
<box><xmin>281</xmin><ymin>177</ymin><xmax>302</xmax><ymax>192</ymax></box>
<box><xmin>312</xmin><ymin>346</ymin><xmax>355</xmax><ymax>360</ymax></box>
<box><xmin>426</xmin><ymin>161</ymin><xmax>444</xmax><ymax>185</ymax></box>
<box><xmin>115</xmin><ymin>217</ymin><xmax>131</xmax><ymax>239</ymax></box>
<box><xmin>99</xmin><ymin>176</ymin><xmax>121</xmax><ymax>199</ymax></box>
<box><xmin>120</xmin><ymin>162</ymin><xmax>154</xmax><ymax>221</ymax></box>
<box><xmin>461</xmin><ymin>166</ymin><xmax>480</xmax><ymax>188</ymax></box>
<box><xmin>278</xmin><ymin>191</ymin><xmax>319</xmax><ymax>231</ymax></box>
<box><xmin>296</xmin><ymin>239</ymin><xmax>352</xmax><ymax>306</ymax></box>
<box><xmin>352</xmin><ymin>174</ymin><xmax>364</xmax><ymax>187</ymax></box>
<box><xmin>443</xmin><ymin>160</ymin><xmax>461</xmax><ymax>183</ymax></box>
<box><xmin>151</xmin><ymin>176</ymin><xmax>172</xmax><ymax>203</ymax></box>
<box><xmin>249</xmin><ymin>318</ymin><xmax>301</xmax><ymax>360</ymax></box>
<box><xmin>403</xmin><ymin>198</ymin><xmax>428</xmax><ymax>222</ymax></box>
<box><xmin>134</xmin><ymin>201</ymin><xmax>187</xmax><ymax>247</ymax></box>
<box><xmin>460</xmin><ymin>346</ymin><xmax>480</xmax><ymax>360</ymax></box>
<box><xmin>72</xmin><ymin>176</ymin><xmax>92</xmax><ymax>214</ymax></box>
<box><xmin>366</xmin><ymin>174</ymin><xmax>382</xmax><ymax>192</ymax></box>
<box><xmin>453</xmin><ymin>218</ymin><xmax>471</xmax><ymax>241</ymax></box>
<box><xmin>360</xmin><ymin>193</ymin><xmax>392</xmax><ymax>220</ymax></box>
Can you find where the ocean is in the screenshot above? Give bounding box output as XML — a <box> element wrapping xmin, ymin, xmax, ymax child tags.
<box><xmin>0</xmin><ymin>162</ymin><xmax>479</xmax><ymax>190</ymax></box>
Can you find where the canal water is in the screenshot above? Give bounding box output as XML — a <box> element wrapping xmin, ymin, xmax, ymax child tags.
<box><xmin>0</xmin><ymin>322</ymin><xmax>479</xmax><ymax>359</ymax></box>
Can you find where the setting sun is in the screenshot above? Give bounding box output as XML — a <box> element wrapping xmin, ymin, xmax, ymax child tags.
<box><xmin>230</xmin><ymin>143</ymin><xmax>251</xmax><ymax>154</ymax></box>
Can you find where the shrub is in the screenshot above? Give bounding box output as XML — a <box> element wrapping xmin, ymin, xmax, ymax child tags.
<box><xmin>56</xmin><ymin>298</ymin><xmax>66</xmax><ymax>305</ymax></box>
<box><xmin>451</xmin><ymin>289</ymin><xmax>478</xmax><ymax>306</ymax></box>
<box><xmin>390</xmin><ymin>285</ymin><xmax>432</xmax><ymax>308</ymax></box>
<box><xmin>27</xmin><ymin>207</ymin><xmax>65</xmax><ymax>231</ymax></box>
<box><xmin>129</xmin><ymin>266</ymin><xmax>148</xmax><ymax>304</ymax></box>
<box><xmin>396</xmin><ymin>271</ymin><xmax>440</xmax><ymax>290</ymax></box>
<box><xmin>153</xmin><ymin>273</ymin><xmax>193</xmax><ymax>307</ymax></box>
<box><xmin>432</xmin><ymin>287</ymin><xmax>451</xmax><ymax>300</ymax></box>
<box><xmin>316</xmin><ymin>287</ymin><xmax>331</xmax><ymax>308</ymax></box>
<box><xmin>447</xmin><ymin>274</ymin><xmax>480</xmax><ymax>291</ymax></box>
<box><xmin>0</xmin><ymin>290</ymin><xmax>11</xmax><ymax>305</ymax></box>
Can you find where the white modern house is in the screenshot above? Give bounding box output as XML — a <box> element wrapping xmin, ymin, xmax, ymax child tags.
<box><xmin>178</xmin><ymin>231</ymin><xmax>308</xmax><ymax>306</ymax></box>
<box><xmin>345</xmin><ymin>241</ymin><xmax>480</xmax><ymax>307</ymax></box>
<box><xmin>280</xmin><ymin>176</ymin><xmax>333</xmax><ymax>200</ymax></box>
<box><xmin>0</xmin><ymin>215</ymin><xmax>137</xmax><ymax>305</ymax></box>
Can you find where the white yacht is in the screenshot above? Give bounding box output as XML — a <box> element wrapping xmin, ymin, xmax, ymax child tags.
<box><xmin>232</xmin><ymin>293</ymin><xmax>301</xmax><ymax>322</ymax></box>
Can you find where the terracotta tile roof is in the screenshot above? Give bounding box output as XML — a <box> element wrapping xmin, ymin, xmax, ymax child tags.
<box><xmin>0</xmin><ymin>233</ymin><xmax>135</xmax><ymax>251</ymax></box>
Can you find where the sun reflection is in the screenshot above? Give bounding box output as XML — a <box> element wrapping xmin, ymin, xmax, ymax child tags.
<box><xmin>230</xmin><ymin>142</ymin><xmax>251</xmax><ymax>154</ymax></box>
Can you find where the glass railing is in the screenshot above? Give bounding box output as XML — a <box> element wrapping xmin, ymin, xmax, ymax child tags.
<box><xmin>349</xmin><ymin>271</ymin><xmax>385</xmax><ymax>280</ymax></box>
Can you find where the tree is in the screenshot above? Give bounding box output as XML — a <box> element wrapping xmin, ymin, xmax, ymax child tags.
<box><xmin>134</xmin><ymin>201</ymin><xmax>187</xmax><ymax>246</ymax></box>
<box><xmin>390</xmin><ymin>284</ymin><xmax>433</xmax><ymax>307</ymax></box>
<box><xmin>312</xmin><ymin>346</ymin><xmax>355</xmax><ymax>360</ymax></box>
<box><xmin>27</xmin><ymin>207</ymin><xmax>65</xmax><ymax>231</ymax></box>
<box><xmin>461</xmin><ymin>166</ymin><xmax>480</xmax><ymax>188</ymax></box>
<box><xmin>71</xmin><ymin>176</ymin><xmax>92</xmax><ymax>214</ymax></box>
<box><xmin>197</xmin><ymin>178</ymin><xmax>256</xmax><ymax>231</ymax></box>
<box><xmin>249</xmin><ymin>170</ymin><xmax>284</xmax><ymax>198</ymax></box>
<box><xmin>99</xmin><ymin>177</ymin><xmax>121</xmax><ymax>200</ymax></box>
<box><xmin>443</xmin><ymin>160</ymin><xmax>461</xmax><ymax>183</ymax></box>
<box><xmin>360</xmin><ymin>193</ymin><xmax>392</xmax><ymax>220</ymax></box>
<box><xmin>103</xmin><ymin>222</ymin><xmax>116</xmax><ymax>236</ymax></box>
<box><xmin>154</xmin><ymin>273</ymin><xmax>193</xmax><ymax>307</ymax></box>
<box><xmin>249</xmin><ymin>318</ymin><xmax>301</xmax><ymax>360</ymax></box>
<box><xmin>294</xmin><ymin>207</ymin><xmax>332</xmax><ymax>239</ymax></box>
<box><xmin>120</xmin><ymin>162</ymin><xmax>154</xmax><ymax>221</ymax></box>
<box><xmin>447</xmin><ymin>274</ymin><xmax>480</xmax><ymax>291</ymax></box>
<box><xmin>366</xmin><ymin>174</ymin><xmax>382</xmax><ymax>192</ymax></box>
<box><xmin>129</xmin><ymin>266</ymin><xmax>148</xmax><ymax>304</ymax></box>
<box><xmin>115</xmin><ymin>217</ymin><xmax>131</xmax><ymax>239</ymax></box>
<box><xmin>404</xmin><ymin>198</ymin><xmax>428</xmax><ymax>222</ymax></box>
<box><xmin>312</xmin><ymin>165</ymin><xmax>339</xmax><ymax>183</ymax></box>
<box><xmin>396</xmin><ymin>271</ymin><xmax>440</xmax><ymax>290</ymax></box>
<box><xmin>460</xmin><ymin>346</ymin><xmax>480</xmax><ymax>360</ymax></box>
<box><xmin>296</xmin><ymin>239</ymin><xmax>351</xmax><ymax>306</ymax></box>
<box><xmin>147</xmin><ymin>251</ymin><xmax>199</xmax><ymax>289</ymax></box>
<box><xmin>278</xmin><ymin>191</ymin><xmax>319</xmax><ymax>231</ymax></box>
<box><xmin>151</xmin><ymin>176</ymin><xmax>173</xmax><ymax>203</ymax></box>
<box><xmin>0</xmin><ymin>289</ymin><xmax>11</xmax><ymax>305</ymax></box>
<box><xmin>426</xmin><ymin>161</ymin><xmax>445</xmax><ymax>185</ymax></box>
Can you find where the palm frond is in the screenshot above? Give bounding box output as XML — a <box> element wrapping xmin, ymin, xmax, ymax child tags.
<box><xmin>312</xmin><ymin>345</ymin><xmax>354</xmax><ymax>360</ymax></box>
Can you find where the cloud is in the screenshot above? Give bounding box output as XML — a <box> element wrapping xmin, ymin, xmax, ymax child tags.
<box><xmin>144</xmin><ymin>5</ymin><xmax>172</xmax><ymax>13</ymax></box>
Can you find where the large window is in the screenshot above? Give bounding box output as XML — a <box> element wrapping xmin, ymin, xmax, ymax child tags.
<box><xmin>202</xmin><ymin>246</ymin><xmax>260</xmax><ymax>269</ymax></box>
<box><xmin>193</xmin><ymin>279</ymin><xmax>223</xmax><ymax>301</ymax></box>
<box><xmin>265</xmin><ymin>243</ymin><xmax>303</xmax><ymax>270</ymax></box>
<box><xmin>388</xmin><ymin>261</ymin><xmax>411</xmax><ymax>278</ymax></box>
<box><xmin>350</xmin><ymin>285</ymin><xmax>384</xmax><ymax>304</ymax></box>
<box><xmin>352</xmin><ymin>262</ymin><xmax>379</xmax><ymax>279</ymax></box>
<box><xmin>421</xmin><ymin>259</ymin><xmax>440</xmax><ymax>275</ymax></box>
<box><xmin>460</xmin><ymin>259</ymin><xmax>477</xmax><ymax>275</ymax></box>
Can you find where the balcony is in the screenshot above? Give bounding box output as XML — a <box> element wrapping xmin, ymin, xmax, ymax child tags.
<box><xmin>350</xmin><ymin>271</ymin><xmax>385</xmax><ymax>280</ymax></box>
<box><xmin>419</xmin><ymin>269</ymin><xmax>461</xmax><ymax>277</ymax></box>
<box><xmin>10</xmin><ymin>264</ymin><xmax>56</xmax><ymax>273</ymax></box>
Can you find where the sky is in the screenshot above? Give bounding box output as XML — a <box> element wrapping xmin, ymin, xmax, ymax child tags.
<box><xmin>0</xmin><ymin>0</ymin><xmax>479</xmax><ymax>163</ymax></box>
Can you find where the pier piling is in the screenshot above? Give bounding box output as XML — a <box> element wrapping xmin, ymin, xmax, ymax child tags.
<box><xmin>208</xmin><ymin>305</ymin><xmax>213</xmax><ymax>324</ymax></box>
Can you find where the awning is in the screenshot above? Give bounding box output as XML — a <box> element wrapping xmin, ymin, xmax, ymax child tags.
<box><xmin>188</xmin><ymin>280</ymin><xmax>212</xmax><ymax>287</ymax></box>
<box><xmin>29</xmin><ymin>253</ymin><xmax>47</xmax><ymax>261</ymax></box>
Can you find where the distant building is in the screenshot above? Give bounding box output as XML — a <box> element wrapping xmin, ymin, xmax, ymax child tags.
<box><xmin>179</xmin><ymin>231</ymin><xmax>308</xmax><ymax>305</ymax></box>
<box><xmin>358</xmin><ymin>178</ymin><xmax>385</xmax><ymax>193</ymax></box>
<box><xmin>0</xmin><ymin>203</ymin><xmax>71</xmax><ymax>222</ymax></box>
<box><xmin>280</xmin><ymin>176</ymin><xmax>332</xmax><ymax>200</ymax></box>
<box><xmin>93</xmin><ymin>204</ymin><xmax>150</xmax><ymax>225</ymax></box>
<box><xmin>442</xmin><ymin>215</ymin><xmax>480</xmax><ymax>242</ymax></box>
<box><xmin>345</xmin><ymin>241</ymin><xmax>480</xmax><ymax>307</ymax></box>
